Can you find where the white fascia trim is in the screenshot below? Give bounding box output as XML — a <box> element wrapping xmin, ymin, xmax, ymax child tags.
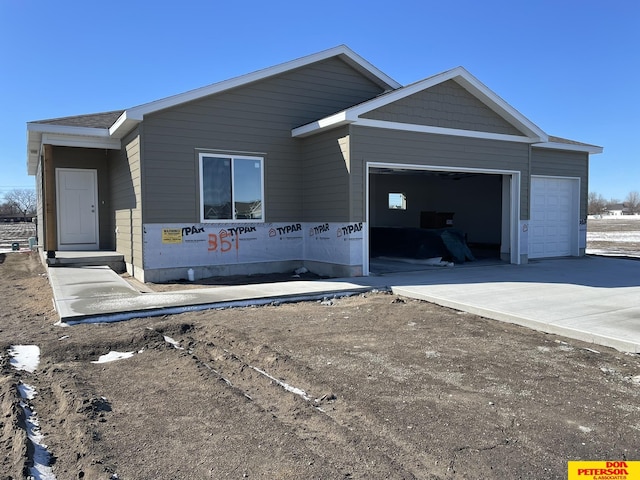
<box><xmin>368</xmin><ymin>161</ymin><xmax>521</xmax><ymax>176</ymax></box>
<box><xmin>27</xmin><ymin>138</ymin><xmax>41</xmax><ymax>176</ymax></box>
<box><xmin>109</xmin><ymin>111</ymin><xmax>142</xmax><ymax>137</ymax></box>
<box><xmin>452</xmin><ymin>71</ymin><xmax>547</xmax><ymax>141</ymax></box>
<box><xmin>348</xmin><ymin>67</ymin><xmax>464</xmax><ymax>117</ymax></box>
<box><xmin>27</xmin><ymin>129</ymin><xmax>121</xmax><ymax>175</ymax></box>
<box><xmin>292</xmin><ymin>111</ymin><xmax>354</xmax><ymax>137</ymax></box>
<box><xmin>27</xmin><ymin>122</ymin><xmax>112</xmax><ymax>138</ymax></box>
<box><xmin>27</xmin><ymin>124</ymin><xmax>120</xmax><ymax>174</ymax></box>
<box><xmin>124</xmin><ymin>45</ymin><xmax>400</xmax><ymax>121</ymax></box>
<box><xmin>533</xmin><ymin>141</ymin><xmax>603</xmax><ymax>154</ymax></box>
<box><xmin>355</xmin><ymin>118</ymin><xmax>537</xmax><ymax>144</ymax></box>
<box><xmin>336</xmin><ymin>47</ymin><xmax>401</xmax><ymax>90</ymax></box>
<box><xmin>42</xmin><ymin>133</ymin><xmax>121</xmax><ymax>150</ymax></box>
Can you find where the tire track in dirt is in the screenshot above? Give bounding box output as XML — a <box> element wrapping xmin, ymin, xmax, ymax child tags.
<box><xmin>182</xmin><ymin>325</ymin><xmax>441</xmax><ymax>479</ymax></box>
<box><xmin>0</xmin><ymin>367</ymin><xmax>30</xmax><ymax>479</ymax></box>
<box><xmin>28</xmin><ymin>348</ymin><xmax>133</xmax><ymax>478</ymax></box>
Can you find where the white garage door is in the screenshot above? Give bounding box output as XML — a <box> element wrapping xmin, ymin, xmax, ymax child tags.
<box><xmin>529</xmin><ymin>176</ymin><xmax>579</xmax><ymax>259</ymax></box>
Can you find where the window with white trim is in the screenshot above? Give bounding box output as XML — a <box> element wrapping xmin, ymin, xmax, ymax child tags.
<box><xmin>199</xmin><ymin>153</ymin><xmax>264</xmax><ymax>222</ymax></box>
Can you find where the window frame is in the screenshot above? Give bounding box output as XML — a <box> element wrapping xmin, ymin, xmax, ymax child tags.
<box><xmin>199</xmin><ymin>152</ymin><xmax>265</xmax><ymax>223</ymax></box>
<box><xmin>388</xmin><ymin>192</ymin><xmax>407</xmax><ymax>210</ymax></box>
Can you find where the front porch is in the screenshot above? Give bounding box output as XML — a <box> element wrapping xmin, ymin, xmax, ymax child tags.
<box><xmin>45</xmin><ymin>250</ymin><xmax>125</xmax><ymax>273</ymax></box>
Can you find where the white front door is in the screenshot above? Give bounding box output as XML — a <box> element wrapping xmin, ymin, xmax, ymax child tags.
<box><xmin>56</xmin><ymin>168</ymin><xmax>99</xmax><ymax>250</ymax></box>
<box><xmin>529</xmin><ymin>176</ymin><xmax>579</xmax><ymax>258</ymax></box>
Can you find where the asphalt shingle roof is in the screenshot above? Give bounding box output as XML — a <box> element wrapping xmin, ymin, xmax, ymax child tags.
<box><xmin>33</xmin><ymin>110</ymin><xmax>125</xmax><ymax>129</ymax></box>
<box><xmin>547</xmin><ymin>135</ymin><xmax>600</xmax><ymax>149</ymax></box>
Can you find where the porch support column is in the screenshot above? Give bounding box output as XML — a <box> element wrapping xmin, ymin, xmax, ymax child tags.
<box><xmin>43</xmin><ymin>144</ymin><xmax>57</xmax><ymax>258</ymax></box>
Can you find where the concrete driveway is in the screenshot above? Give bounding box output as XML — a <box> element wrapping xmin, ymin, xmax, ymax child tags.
<box><xmin>48</xmin><ymin>255</ymin><xmax>640</xmax><ymax>352</ymax></box>
<box><xmin>375</xmin><ymin>256</ymin><xmax>640</xmax><ymax>353</ymax></box>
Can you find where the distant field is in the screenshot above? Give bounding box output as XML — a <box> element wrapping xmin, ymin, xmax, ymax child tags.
<box><xmin>587</xmin><ymin>216</ymin><xmax>640</xmax><ymax>257</ymax></box>
<box><xmin>0</xmin><ymin>222</ymin><xmax>36</xmax><ymax>249</ymax></box>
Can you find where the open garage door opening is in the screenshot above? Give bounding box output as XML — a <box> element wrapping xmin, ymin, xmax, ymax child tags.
<box><xmin>366</xmin><ymin>164</ymin><xmax>519</xmax><ymax>274</ymax></box>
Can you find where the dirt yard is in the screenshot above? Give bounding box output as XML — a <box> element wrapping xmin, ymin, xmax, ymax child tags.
<box><xmin>1</xmin><ymin>223</ymin><xmax>640</xmax><ymax>479</ymax></box>
<box><xmin>586</xmin><ymin>216</ymin><xmax>640</xmax><ymax>257</ymax></box>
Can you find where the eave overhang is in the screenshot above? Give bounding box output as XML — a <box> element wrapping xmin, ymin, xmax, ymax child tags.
<box><xmin>27</xmin><ymin>123</ymin><xmax>121</xmax><ymax>175</ymax></box>
<box><xmin>533</xmin><ymin>140</ymin><xmax>603</xmax><ymax>154</ymax></box>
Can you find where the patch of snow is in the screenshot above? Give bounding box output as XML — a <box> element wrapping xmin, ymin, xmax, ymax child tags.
<box><xmin>578</xmin><ymin>425</ymin><xmax>593</xmax><ymax>433</ymax></box>
<box><xmin>586</xmin><ymin>248</ymin><xmax>640</xmax><ymax>258</ymax></box>
<box><xmin>249</xmin><ymin>365</ymin><xmax>311</xmax><ymax>401</ymax></box>
<box><xmin>8</xmin><ymin>345</ymin><xmax>40</xmax><ymax>372</ymax></box>
<box><xmin>0</xmin><ymin>247</ymin><xmax>32</xmax><ymax>254</ymax></box>
<box><xmin>589</xmin><ymin>215</ymin><xmax>640</xmax><ymax>220</ymax></box>
<box><xmin>17</xmin><ymin>382</ymin><xmax>37</xmax><ymax>400</ymax></box>
<box><xmin>91</xmin><ymin>351</ymin><xmax>135</xmax><ymax>364</ymax></box>
<box><xmin>163</xmin><ymin>335</ymin><xmax>184</xmax><ymax>350</ymax></box>
<box><xmin>18</xmin><ymin>382</ymin><xmax>56</xmax><ymax>479</ymax></box>
<box><xmin>587</xmin><ymin>231</ymin><xmax>640</xmax><ymax>242</ymax></box>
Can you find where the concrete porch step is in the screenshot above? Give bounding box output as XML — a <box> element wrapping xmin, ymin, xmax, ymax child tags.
<box><xmin>46</xmin><ymin>251</ymin><xmax>126</xmax><ymax>273</ymax></box>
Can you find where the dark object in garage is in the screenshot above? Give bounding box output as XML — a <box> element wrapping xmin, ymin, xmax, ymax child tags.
<box><xmin>420</xmin><ymin>211</ymin><xmax>455</xmax><ymax>229</ymax></box>
<box><xmin>371</xmin><ymin>227</ymin><xmax>475</xmax><ymax>263</ymax></box>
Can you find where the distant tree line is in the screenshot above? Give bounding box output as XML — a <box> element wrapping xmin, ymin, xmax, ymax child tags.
<box><xmin>588</xmin><ymin>190</ymin><xmax>640</xmax><ymax>215</ymax></box>
<box><xmin>0</xmin><ymin>189</ymin><xmax>37</xmax><ymax>221</ymax></box>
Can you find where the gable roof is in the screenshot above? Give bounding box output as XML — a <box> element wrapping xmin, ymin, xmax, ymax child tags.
<box><xmin>292</xmin><ymin>66</ymin><xmax>547</xmax><ymax>143</ymax></box>
<box><xmin>27</xmin><ymin>45</ymin><xmax>400</xmax><ymax>174</ymax></box>
<box><xmin>26</xmin><ymin>46</ymin><xmax>602</xmax><ymax>175</ymax></box>
<box><xmin>292</xmin><ymin>66</ymin><xmax>603</xmax><ymax>154</ymax></box>
<box><xmin>108</xmin><ymin>45</ymin><xmax>400</xmax><ymax>139</ymax></box>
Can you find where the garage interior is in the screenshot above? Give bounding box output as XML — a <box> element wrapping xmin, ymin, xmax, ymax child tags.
<box><xmin>368</xmin><ymin>166</ymin><xmax>511</xmax><ymax>273</ymax></box>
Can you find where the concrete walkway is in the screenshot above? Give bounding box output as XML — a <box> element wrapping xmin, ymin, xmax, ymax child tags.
<box><xmin>47</xmin><ymin>256</ymin><xmax>640</xmax><ymax>353</ymax></box>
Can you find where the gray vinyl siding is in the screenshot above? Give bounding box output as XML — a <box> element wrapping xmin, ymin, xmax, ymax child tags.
<box><xmin>109</xmin><ymin>129</ymin><xmax>142</xmax><ymax>267</ymax></box>
<box><xmin>51</xmin><ymin>146</ymin><xmax>112</xmax><ymax>249</ymax></box>
<box><xmin>362</xmin><ymin>80</ymin><xmax>523</xmax><ymax>136</ymax></box>
<box><xmin>141</xmin><ymin>57</ymin><xmax>385</xmax><ymax>223</ymax></box>
<box><xmin>300</xmin><ymin>126</ymin><xmax>351</xmax><ymax>222</ymax></box>
<box><xmin>531</xmin><ymin>147</ymin><xmax>589</xmax><ymax>218</ymax></box>
<box><xmin>349</xmin><ymin>126</ymin><xmax>531</xmax><ymax>220</ymax></box>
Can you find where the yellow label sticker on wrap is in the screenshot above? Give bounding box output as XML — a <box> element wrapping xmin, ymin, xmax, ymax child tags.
<box><xmin>162</xmin><ymin>228</ymin><xmax>182</xmax><ymax>244</ymax></box>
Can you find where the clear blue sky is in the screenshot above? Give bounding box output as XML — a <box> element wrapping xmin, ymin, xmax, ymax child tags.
<box><xmin>1</xmin><ymin>0</ymin><xmax>638</xmax><ymax>202</ymax></box>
